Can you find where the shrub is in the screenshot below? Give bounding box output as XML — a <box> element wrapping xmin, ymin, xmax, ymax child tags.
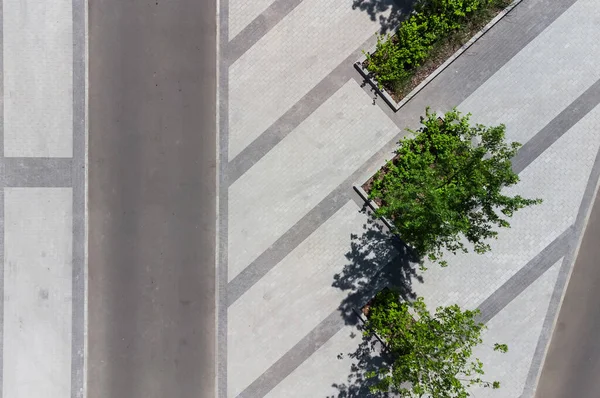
<box><xmin>369</xmin><ymin>108</ymin><xmax>541</xmax><ymax>266</ymax></box>
<box><xmin>365</xmin><ymin>0</ymin><xmax>490</xmax><ymax>88</ymax></box>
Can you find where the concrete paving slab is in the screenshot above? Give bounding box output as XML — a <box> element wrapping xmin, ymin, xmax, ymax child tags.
<box><xmin>3</xmin><ymin>0</ymin><xmax>73</xmax><ymax>158</ymax></box>
<box><xmin>228</xmin><ymin>0</ymin><xmax>277</xmax><ymax>40</ymax></box>
<box><xmin>469</xmin><ymin>259</ymin><xmax>562</xmax><ymax>398</ymax></box>
<box><xmin>264</xmin><ymin>324</ymin><xmax>364</xmax><ymax>398</ymax></box>
<box><xmin>228</xmin><ymin>81</ymin><xmax>397</xmax><ymax>280</ymax></box>
<box><xmin>3</xmin><ymin>188</ymin><xmax>72</xmax><ymax>398</ymax></box>
<box><xmin>228</xmin><ymin>200</ymin><xmax>379</xmax><ymax>395</ymax></box>
<box><xmin>228</xmin><ymin>0</ymin><xmax>389</xmax><ymax>159</ymax></box>
<box><xmin>458</xmin><ymin>0</ymin><xmax>600</xmax><ymax>144</ymax></box>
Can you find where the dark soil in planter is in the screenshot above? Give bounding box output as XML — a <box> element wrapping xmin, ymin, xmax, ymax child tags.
<box><xmin>365</xmin><ymin>0</ymin><xmax>513</xmax><ymax>103</ymax></box>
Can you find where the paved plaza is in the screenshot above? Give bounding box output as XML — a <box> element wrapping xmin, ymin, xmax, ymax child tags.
<box><xmin>0</xmin><ymin>0</ymin><xmax>87</xmax><ymax>397</ymax></box>
<box><xmin>220</xmin><ymin>0</ymin><xmax>600</xmax><ymax>397</ymax></box>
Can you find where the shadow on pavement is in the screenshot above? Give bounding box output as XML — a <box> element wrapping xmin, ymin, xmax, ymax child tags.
<box><xmin>329</xmin><ymin>330</ymin><xmax>393</xmax><ymax>398</ymax></box>
<box><xmin>333</xmin><ymin>205</ymin><xmax>422</xmax><ymax>325</ymax></box>
<box><xmin>352</xmin><ymin>0</ymin><xmax>417</xmax><ymax>34</ymax></box>
<box><xmin>329</xmin><ymin>205</ymin><xmax>422</xmax><ymax>397</ymax></box>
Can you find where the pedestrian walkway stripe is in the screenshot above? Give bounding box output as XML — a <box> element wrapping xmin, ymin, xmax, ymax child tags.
<box><xmin>226</xmin><ymin>0</ymin><xmax>305</xmax><ymax>66</ymax></box>
<box><xmin>476</xmin><ymin>227</ymin><xmax>573</xmax><ymax>325</ymax></box>
<box><xmin>521</xmin><ymin>145</ymin><xmax>600</xmax><ymax>398</ymax></box>
<box><xmin>236</xmin><ymin>309</ymin><xmax>350</xmax><ymax>398</ymax></box>
<box><xmin>513</xmin><ymin>77</ymin><xmax>600</xmax><ymax>175</ymax></box>
<box><xmin>226</xmin><ymin>42</ymin><xmax>364</xmax><ymax>186</ymax></box>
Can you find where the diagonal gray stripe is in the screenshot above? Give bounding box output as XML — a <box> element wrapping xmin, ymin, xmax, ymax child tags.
<box><xmin>3</xmin><ymin>158</ymin><xmax>72</xmax><ymax>187</ymax></box>
<box><xmin>227</xmin><ymin>185</ymin><xmax>352</xmax><ymax>306</ymax></box>
<box><xmin>226</xmin><ymin>42</ymin><xmax>365</xmax><ymax>186</ymax></box>
<box><xmin>476</xmin><ymin>227</ymin><xmax>573</xmax><ymax>325</ymax></box>
<box><xmin>513</xmin><ymin>78</ymin><xmax>600</xmax><ymax>175</ymax></box>
<box><xmin>226</xmin><ymin>0</ymin><xmax>304</xmax><ymax>65</ymax></box>
<box><xmin>520</xmin><ymin>146</ymin><xmax>600</xmax><ymax>398</ymax></box>
<box><xmin>236</xmin><ymin>309</ymin><xmax>351</xmax><ymax>398</ymax></box>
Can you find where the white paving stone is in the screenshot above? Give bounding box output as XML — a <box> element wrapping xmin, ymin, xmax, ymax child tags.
<box><xmin>469</xmin><ymin>259</ymin><xmax>562</xmax><ymax>398</ymax></box>
<box><xmin>458</xmin><ymin>0</ymin><xmax>600</xmax><ymax>145</ymax></box>
<box><xmin>3</xmin><ymin>0</ymin><xmax>73</xmax><ymax>158</ymax></box>
<box><xmin>3</xmin><ymin>188</ymin><xmax>73</xmax><ymax>398</ymax></box>
<box><xmin>264</xmin><ymin>325</ymin><xmax>364</xmax><ymax>398</ymax></box>
<box><xmin>228</xmin><ymin>0</ymin><xmax>388</xmax><ymax>159</ymax></box>
<box><xmin>229</xmin><ymin>0</ymin><xmax>277</xmax><ymax>40</ymax></box>
<box><xmin>412</xmin><ymin>102</ymin><xmax>600</xmax><ymax>310</ymax></box>
<box><xmin>228</xmin><ymin>200</ymin><xmax>392</xmax><ymax>396</ymax></box>
<box><xmin>228</xmin><ymin>81</ymin><xmax>398</xmax><ymax>280</ymax></box>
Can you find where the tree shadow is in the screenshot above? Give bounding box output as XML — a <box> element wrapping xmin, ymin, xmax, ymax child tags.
<box><xmin>329</xmin><ymin>327</ymin><xmax>394</xmax><ymax>398</ymax></box>
<box><xmin>352</xmin><ymin>0</ymin><xmax>417</xmax><ymax>35</ymax></box>
<box><xmin>333</xmin><ymin>205</ymin><xmax>422</xmax><ymax>325</ymax></box>
<box><xmin>330</xmin><ymin>205</ymin><xmax>423</xmax><ymax>397</ymax></box>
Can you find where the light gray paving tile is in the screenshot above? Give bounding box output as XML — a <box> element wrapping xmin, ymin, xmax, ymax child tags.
<box><xmin>458</xmin><ymin>0</ymin><xmax>600</xmax><ymax>145</ymax></box>
<box><xmin>226</xmin><ymin>0</ymin><xmax>305</xmax><ymax>65</ymax></box>
<box><xmin>476</xmin><ymin>228</ymin><xmax>572</xmax><ymax>324</ymax></box>
<box><xmin>3</xmin><ymin>188</ymin><xmax>73</xmax><ymax>398</ymax></box>
<box><xmin>263</xmin><ymin>324</ymin><xmax>365</xmax><ymax>398</ymax></box>
<box><xmin>228</xmin><ymin>0</ymin><xmax>277</xmax><ymax>40</ymax></box>
<box><xmin>228</xmin><ymin>201</ymin><xmax>376</xmax><ymax>396</ymax></box>
<box><xmin>3</xmin><ymin>0</ymin><xmax>73</xmax><ymax>158</ymax></box>
<box><xmin>228</xmin><ymin>81</ymin><xmax>397</xmax><ymax>281</ymax></box>
<box><xmin>228</xmin><ymin>0</ymin><xmax>389</xmax><ymax>159</ymax></box>
<box><xmin>469</xmin><ymin>260</ymin><xmax>563</xmax><ymax>398</ymax></box>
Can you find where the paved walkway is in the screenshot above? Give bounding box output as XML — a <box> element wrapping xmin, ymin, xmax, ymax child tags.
<box><xmin>534</xmin><ymin>183</ymin><xmax>600</xmax><ymax>398</ymax></box>
<box><xmin>0</xmin><ymin>0</ymin><xmax>87</xmax><ymax>397</ymax></box>
<box><xmin>220</xmin><ymin>0</ymin><xmax>600</xmax><ymax>397</ymax></box>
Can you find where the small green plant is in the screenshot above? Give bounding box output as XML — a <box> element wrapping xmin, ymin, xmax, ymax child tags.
<box><xmin>364</xmin><ymin>289</ymin><xmax>507</xmax><ymax>397</ymax></box>
<box><xmin>370</xmin><ymin>108</ymin><xmax>541</xmax><ymax>266</ymax></box>
<box><xmin>365</xmin><ymin>0</ymin><xmax>500</xmax><ymax>90</ymax></box>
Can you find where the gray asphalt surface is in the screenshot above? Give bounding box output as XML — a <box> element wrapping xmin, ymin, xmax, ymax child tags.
<box><xmin>536</xmin><ymin>190</ymin><xmax>600</xmax><ymax>398</ymax></box>
<box><xmin>87</xmin><ymin>1</ymin><xmax>217</xmax><ymax>397</ymax></box>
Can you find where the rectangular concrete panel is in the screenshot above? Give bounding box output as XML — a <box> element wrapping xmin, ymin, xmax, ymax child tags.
<box><xmin>459</xmin><ymin>0</ymin><xmax>600</xmax><ymax>144</ymax></box>
<box><xmin>228</xmin><ymin>201</ymin><xmax>396</xmax><ymax>395</ymax></box>
<box><xmin>3</xmin><ymin>0</ymin><xmax>73</xmax><ymax>157</ymax></box>
<box><xmin>3</xmin><ymin>188</ymin><xmax>73</xmax><ymax>398</ymax></box>
<box><xmin>228</xmin><ymin>0</ymin><xmax>391</xmax><ymax>159</ymax></box>
<box><xmin>228</xmin><ymin>81</ymin><xmax>398</xmax><ymax>280</ymax></box>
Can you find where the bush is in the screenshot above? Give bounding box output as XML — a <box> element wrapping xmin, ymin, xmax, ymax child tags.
<box><xmin>369</xmin><ymin>108</ymin><xmax>541</xmax><ymax>266</ymax></box>
<box><xmin>365</xmin><ymin>289</ymin><xmax>508</xmax><ymax>397</ymax></box>
<box><xmin>365</xmin><ymin>0</ymin><xmax>489</xmax><ymax>88</ymax></box>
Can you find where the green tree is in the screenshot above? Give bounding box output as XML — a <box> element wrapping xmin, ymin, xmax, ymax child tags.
<box><xmin>364</xmin><ymin>289</ymin><xmax>507</xmax><ymax>397</ymax></box>
<box><xmin>370</xmin><ymin>108</ymin><xmax>541</xmax><ymax>266</ymax></box>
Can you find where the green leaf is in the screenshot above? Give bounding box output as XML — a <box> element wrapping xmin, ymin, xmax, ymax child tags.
<box><xmin>364</xmin><ymin>289</ymin><xmax>508</xmax><ymax>397</ymax></box>
<box><xmin>370</xmin><ymin>107</ymin><xmax>541</xmax><ymax>266</ymax></box>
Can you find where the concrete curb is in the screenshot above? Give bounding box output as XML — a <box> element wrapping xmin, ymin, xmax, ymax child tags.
<box><xmin>354</xmin><ymin>0</ymin><xmax>524</xmax><ymax>112</ymax></box>
<box><xmin>353</xmin><ymin>185</ymin><xmax>395</xmax><ymax>233</ymax></box>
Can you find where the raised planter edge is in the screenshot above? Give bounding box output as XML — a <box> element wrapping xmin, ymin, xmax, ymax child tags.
<box><xmin>355</xmin><ymin>0</ymin><xmax>525</xmax><ymax>112</ymax></box>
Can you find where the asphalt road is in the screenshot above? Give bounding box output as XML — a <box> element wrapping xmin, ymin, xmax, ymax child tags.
<box><xmin>87</xmin><ymin>1</ymin><xmax>217</xmax><ymax>397</ymax></box>
<box><xmin>535</xmin><ymin>189</ymin><xmax>600</xmax><ymax>398</ymax></box>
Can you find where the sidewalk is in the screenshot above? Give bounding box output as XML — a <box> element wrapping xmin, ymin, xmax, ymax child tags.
<box><xmin>1</xmin><ymin>0</ymin><xmax>87</xmax><ymax>396</ymax></box>
<box><xmin>220</xmin><ymin>0</ymin><xmax>600</xmax><ymax>396</ymax></box>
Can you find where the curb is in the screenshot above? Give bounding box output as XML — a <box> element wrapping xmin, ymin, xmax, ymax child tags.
<box><xmin>353</xmin><ymin>185</ymin><xmax>395</xmax><ymax>233</ymax></box>
<box><xmin>355</xmin><ymin>0</ymin><xmax>524</xmax><ymax>112</ymax></box>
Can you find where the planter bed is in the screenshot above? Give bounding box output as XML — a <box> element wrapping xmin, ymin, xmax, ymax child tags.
<box><xmin>355</xmin><ymin>0</ymin><xmax>521</xmax><ymax>111</ymax></box>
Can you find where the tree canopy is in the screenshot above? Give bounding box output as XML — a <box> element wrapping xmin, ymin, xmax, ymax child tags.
<box><xmin>364</xmin><ymin>289</ymin><xmax>507</xmax><ymax>397</ymax></box>
<box><xmin>369</xmin><ymin>108</ymin><xmax>541</xmax><ymax>266</ymax></box>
